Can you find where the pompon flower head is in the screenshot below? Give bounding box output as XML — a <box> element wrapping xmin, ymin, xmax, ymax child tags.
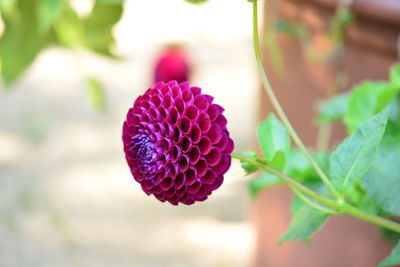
<box><xmin>154</xmin><ymin>45</ymin><xmax>191</xmax><ymax>84</ymax></box>
<box><xmin>122</xmin><ymin>81</ymin><xmax>234</xmax><ymax>205</ymax></box>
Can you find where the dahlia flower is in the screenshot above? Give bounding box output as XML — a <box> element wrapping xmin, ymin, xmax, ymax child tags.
<box><xmin>122</xmin><ymin>81</ymin><xmax>234</xmax><ymax>205</ymax></box>
<box><xmin>154</xmin><ymin>45</ymin><xmax>191</xmax><ymax>84</ymax></box>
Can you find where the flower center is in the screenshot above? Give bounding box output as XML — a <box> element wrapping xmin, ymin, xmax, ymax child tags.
<box><xmin>132</xmin><ymin>134</ymin><xmax>157</xmax><ymax>173</ymax></box>
<box><xmin>137</xmin><ymin>137</ymin><xmax>153</xmax><ymax>161</ymax></box>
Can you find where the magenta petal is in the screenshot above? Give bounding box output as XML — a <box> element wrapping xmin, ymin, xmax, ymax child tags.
<box><xmin>208</xmin><ymin>124</ymin><xmax>222</xmax><ymax>144</ymax></box>
<box><xmin>195</xmin><ymin>159</ymin><xmax>208</xmax><ymax>177</ymax></box>
<box><xmin>212</xmin><ymin>154</ymin><xmax>231</xmax><ymax>175</ymax></box>
<box><xmin>190</xmin><ymin>124</ymin><xmax>201</xmax><ymax>144</ymax></box>
<box><xmin>198</xmin><ymin>113</ymin><xmax>211</xmax><ymax>132</ymax></box>
<box><xmin>182</xmin><ymin>89</ymin><xmax>193</xmax><ymax>103</ymax></box>
<box><xmin>185</xmin><ymin>168</ymin><xmax>197</xmax><ymax>186</ymax></box>
<box><xmin>186</xmin><ymin>105</ymin><xmax>199</xmax><ymax>120</ymax></box>
<box><xmin>202</xmin><ymin>170</ymin><xmax>216</xmax><ymax>185</ymax></box>
<box><xmin>188</xmin><ymin>181</ymin><xmax>201</xmax><ymax>194</ymax></box>
<box><xmin>198</xmin><ymin>137</ymin><xmax>212</xmax><ymax>154</ymax></box>
<box><xmin>174</xmin><ymin>173</ymin><xmax>186</xmax><ymax>189</ymax></box>
<box><xmin>160</xmin><ymin>178</ymin><xmax>173</xmax><ymax>191</ymax></box>
<box><xmin>194</xmin><ymin>95</ymin><xmax>209</xmax><ymax>110</ymax></box>
<box><xmin>179</xmin><ymin>116</ymin><xmax>192</xmax><ymax>134</ymax></box>
<box><xmin>174</xmin><ymin>97</ymin><xmax>185</xmax><ymax>113</ymax></box>
<box><xmin>178</xmin><ymin>154</ymin><xmax>190</xmax><ymax>172</ymax></box>
<box><xmin>181</xmin><ymin>136</ymin><xmax>192</xmax><ymax>153</ymax></box>
<box><xmin>190</xmin><ymin>86</ymin><xmax>201</xmax><ymax>96</ymax></box>
<box><xmin>205</xmin><ymin>148</ymin><xmax>221</xmax><ymax>167</ymax></box>
<box><xmin>189</xmin><ymin>146</ymin><xmax>201</xmax><ymax>164</ymax></box>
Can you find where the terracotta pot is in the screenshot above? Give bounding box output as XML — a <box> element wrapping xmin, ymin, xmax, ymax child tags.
<box><xmin>253</xmin><ymin>0</ymin><xmax>400</xmax><ymax>266</ymax></box>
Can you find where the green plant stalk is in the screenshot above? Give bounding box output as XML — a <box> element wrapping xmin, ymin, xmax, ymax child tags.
<box><xmin>232</xmin><ymin>154</ymin><xmax>339</xmax><ymax>209</ymax></box>
<box><xmin>233</xmin><ymin>153</ymin><xmax>400</xmax><ymax>233</ymax></box>
<box><xmin>291</xmin><ymin>187</ymin><xmax>336</xmax><ymax>214</ymax></box>
<box><xmin>251</xmin><ymin>0</ymin><xmax>341</xmax><ymax>200</ymax></box>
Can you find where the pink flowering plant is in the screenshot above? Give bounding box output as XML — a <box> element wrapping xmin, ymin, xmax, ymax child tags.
<box><xmin>122</xmin><ymin>1</ymin><xmax>400</xmax><ymax>265</ymax></box>
<box><xmin>0</xmin><ymin>0</ymin><xmax>398</xmax><ymax>265</ymax></box>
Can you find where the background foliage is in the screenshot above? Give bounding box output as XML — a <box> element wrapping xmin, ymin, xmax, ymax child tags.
<box><xmin>246</xmin><ymin>64</ymin><xmax>400</xmax><ymax>266</ymax></box>
<box><xmin>0</xmin><ymin>0</ymin><xmax>124</xmax><ymax>87</ymax></box>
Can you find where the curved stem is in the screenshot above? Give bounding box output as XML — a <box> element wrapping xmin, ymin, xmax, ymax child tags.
<box><xmin>291</xmin><ymin>187</ymin><xmax>337</xmax><ymax>214</ymax></box>
<box><xmin>233</xmin><ymin>153</ymin><xmax>400</xmax><ymax>233</ymax></box>
<box><xmin>232</xmin><ymin>154</ymin><xmax>339</xmax><ymax>209</ymax></box>
<box><xmin>344</xmin><ymin>205</ymin><xmax>400</xmax><ymax>234</ymax></box>
<box><xmin>251</xmin><ymin>1</ymin><xmax>341</xmax><ymax>200</ymax></box>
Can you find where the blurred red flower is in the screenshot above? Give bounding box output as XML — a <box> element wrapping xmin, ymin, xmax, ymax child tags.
<box><xmin>154</xmin><ymin>45</ymin><xmax>191</xmax><ymax>84</ymax></box>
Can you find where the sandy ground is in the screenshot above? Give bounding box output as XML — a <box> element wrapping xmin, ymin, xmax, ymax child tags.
<box><xmin>0</xmin><ymin>0</ymin><xmax>259</xmax><ymax>266</ymax></box>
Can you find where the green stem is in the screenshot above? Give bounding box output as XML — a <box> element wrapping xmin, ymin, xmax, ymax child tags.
<box><xmin>344</xmin><ymin>205</ymin><xmax>400</xmax><ymax>234</ymax></box>
<box><xmin>232</xmin><ymin>154</ymin><xmax>338</xmax><ymax>209</ymax></box>
<box><xmin>291</xmin><ymin>187</ymin><xmax>336</xmax><ymax>214</ymax></box>
<box><xmin>233</xmin><ymin>153</ymin><xmax>400</xmax><ymax>233</ymax></box>
<box><xmin>251</xmin><ymin>1</ymin><xmax>341</xmax><ymax>200</ymax></box>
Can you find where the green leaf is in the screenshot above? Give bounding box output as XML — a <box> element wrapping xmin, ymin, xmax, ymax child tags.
<box><xmin>53</xmin><ymin>3</ymin><xmax>85</xmax><ymax>47</ymax></box>
<box><xmin>240</xmin><ymin>151</ymin><xmax>259</xmax><ymax>175</ymax></box>
<box><xmin>84</xmin><ymin>2</ymin><xmax>123</xmax><ymax>28</ymax></box>
<box><xmin>0</xmin><ymin>0</ymin><xmax>17</xmax><ymax>18</ymax></box>
<box><xmin>290</xmin><ymin>180</ymin><xmax>326</xmax><ymax>214</ymax></box>
<box><xmin>0</xmin><ymin>0</ymin><xmax>45</xmax><ymax>86</ymax></box>
<box><xmin>81</xmin><ymin>1</ymin><xmax>123</xmax><ymax>57</ymax></box>
<box><xmin>86</xmin><ymin>76</ymin><xmax>105</xmax><ymax>111</ymax></box>
<box><xmin>285</xmin><ymin>150</ymin><xmax>329</xmax><ymax>182</ymax></box>
<box><xmin>285</xmin><ymin>150</ymin><xmax>311</xmax><ymax>178</ymax></box>
<box><xmin>380</xmin><ymin>241</ymin><xmax>400</xmax><ymax>267</ymax></box>
<box><xmin>53</xmin><ymin>1</ymin><xmax>122</xmax><ymax>57</ymax></box>
<box><xmin>246</xmin><ymin>150</ymin><xmax>327</xmax><ymax>199</ymax></box>
<box><xmin>344</xmin><ymin>81</ymin><xmax>398</xmax><ymax>133</ymax></box>
<box><xmin>246</xmin><ymin>149</ymin><xmax>318</xmax><ymax>199</ymax></box>
<box><xmin>381</xmin><ymin>228</ymin><xmax>400</xmax><ymax>246</ymax></box>
<box><xmin>248</xmin><ymin>172</ymin><xmax>281</xmax><ymax>198</ymax></box>
<box><xmin>257</xmin><ymin>114</ymin><xmax>290</xmax><ymax>170</ymax></box>
<box><xmin>388</xmin><ymin>95</ymin><xmax>400</xmax><ymax>132</ymax></box>
<box><xmin>361</xmin><ymin>136</ymin><xmax>400</xmax><ymax>216</ymax></box>
<box><xmin>269</xmin><ymin>151</ymin><xmax>287</xmax><ymax>171</ymax></box>
<box><xmin>36</xmin><ymin>0</ymin><xmax>63</xmax><ymax>33</ymax></box>
<box><xmin>390</xmin><ymin>64</ymin><xmax>400</xmax><ymax>89</ymax></box>
<box><xmin>279</xmin><ymin>204</ymin><xmax>329</xmax><ymax>243</ymax></box>
<box><xmin>329</xmin><ymin>109</ymin><xmax>389</xmax><ymax>192</ymax></box>
<box><xmin>313</xmin><ymin>151</ymin><xmax>330</xmax><ymax>174</ymax></box>
<box><xmin>318</xmin><ymin>93</ymin><xmax>348</xmax><ymax>123</ymax></box>
<box><xmin>345</xmin><ymin>183</ymin><xmax>383</xmax><ymax>215</ymax></box>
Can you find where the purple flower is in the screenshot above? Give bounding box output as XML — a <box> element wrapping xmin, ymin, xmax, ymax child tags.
<box><xmin>122</xmin><ymin>81</ymin><xmax>234</xmax><ymax>205</ymax></box>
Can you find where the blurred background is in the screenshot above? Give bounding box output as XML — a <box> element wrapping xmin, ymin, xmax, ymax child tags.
<box><xmin>1</xmin><ymin>0</ymin><xmax>400</xmax><ymax>266</ymax></box>
<box><xmin>0</xmin><ymin>0</ymin><xmax>258</xmax><ymax>266</ymax></box>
